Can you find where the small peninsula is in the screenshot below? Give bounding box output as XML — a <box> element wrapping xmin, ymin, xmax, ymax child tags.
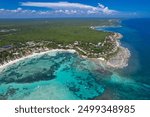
<box><xmin>0</xmin><ymin>19</ymin><xmax>130</xmax><ymax>70</ymax></box>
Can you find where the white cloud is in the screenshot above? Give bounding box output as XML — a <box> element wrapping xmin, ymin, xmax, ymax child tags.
<box><xmin>21</xmin><ymin>2</ymin><xmax>118</xmax><ymax>15</ymax></box>
<box><xmin>87</xmin><ymin>10</ymin><xmax>98</xmax><ymax>14</ymax></box>
<box><xmin>0</xmin><ymin>2</ymin><xmax>122</xmax><ymax>18</ymax></box>
<box><xmin>0</xmin><ymin>8</ymin><xmax>44</xmax><ymax>18</ymax></box>
<box><xmin>98</xmin><ymin>3</ymin><xmax>117</xmax><ymax>15</ymax></box>
<box><xmin>0</xmin><ymin>9</ymin><xmax>5</xmax><ymax>11</ymax></box>
<box><xmin>10</xmin><ymin>7</ymin><xmax>22</xmax><ymax>13</ymax></box>
<box><xmin>21</xmin><ymin>2</ymin><xmax>97</xmax><ymax>10</ymax></box>
<box><xmin>55</xmin><ymin>9</ymin><xmax>78</xmax><ymax>14</ymax></box>
<box><xmin>0</xmin><ymin>7</ymin><xmax>77</xmax><ymax>17</ymax></box>
<box><xmin>0</xmin><ymin>8</ymin><xmax>36</xmax><ymax>14</ymax></box>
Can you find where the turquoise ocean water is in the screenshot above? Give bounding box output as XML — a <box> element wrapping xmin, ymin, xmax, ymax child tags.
<box><xmin>0</xmin><ymin>18</ymin><xmax>150</xmax><ymax>100</ymax></box>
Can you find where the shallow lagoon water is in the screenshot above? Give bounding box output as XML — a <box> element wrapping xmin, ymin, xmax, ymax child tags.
<box><xmin>0</xmin><ymin>19</ymin><xmax>150</xmax><ymax>100</ymax></box>
<box><xmin>0</xmin><ymin>51</ymin><xmax>105</xmax><ymax>100</ymax></box>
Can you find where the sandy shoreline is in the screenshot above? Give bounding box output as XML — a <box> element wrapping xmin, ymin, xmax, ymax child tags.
<box><xmin>0</xmin><ymin>49</ymin><xmax>76</xmax><ymax>71</ymax></box>
<box><xmin>0</xmin><ymin>34</ymin><xmax>130</xmax><ymax>71</ymax></box>
<box><xmin>0</xmin><ymin>29</ymin><xmax>130</xmax><ymax>71</ymax></box>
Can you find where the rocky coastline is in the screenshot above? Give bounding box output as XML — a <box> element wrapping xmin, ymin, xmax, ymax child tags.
<box><xmin>89</xmin><ymin>32</ymin><xmax>131</xmax><ymax>69</ymax></box>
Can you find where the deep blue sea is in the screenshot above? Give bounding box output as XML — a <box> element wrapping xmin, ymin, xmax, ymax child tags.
<box><xmin>0</xmin><ymin>18</ymin><xmax>150</xmax><ymax>100</ymax></box>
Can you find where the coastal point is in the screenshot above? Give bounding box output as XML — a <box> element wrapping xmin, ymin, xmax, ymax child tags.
<box><xmin>0</xmin><ymin>19</ymin><xmax>130</xmax><ymax>70</ymax></box>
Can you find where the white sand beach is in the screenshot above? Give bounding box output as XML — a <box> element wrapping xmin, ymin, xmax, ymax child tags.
<box><xmin>0</xmin><ymin>49</ymin><xmax>76</xmax><ymax>72</ymax></box>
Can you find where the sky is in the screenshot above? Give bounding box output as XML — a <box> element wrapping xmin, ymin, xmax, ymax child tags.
<box><xmin>0</xmin><ymin>0</ymin><xmax>150</xmax><ymax>18</ymax></box>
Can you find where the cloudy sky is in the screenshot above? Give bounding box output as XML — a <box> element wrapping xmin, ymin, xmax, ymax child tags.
<box><xmin>0</xmin><ymin>0</ymin><xmax>149</xmax><ymax>18</ymax></box>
